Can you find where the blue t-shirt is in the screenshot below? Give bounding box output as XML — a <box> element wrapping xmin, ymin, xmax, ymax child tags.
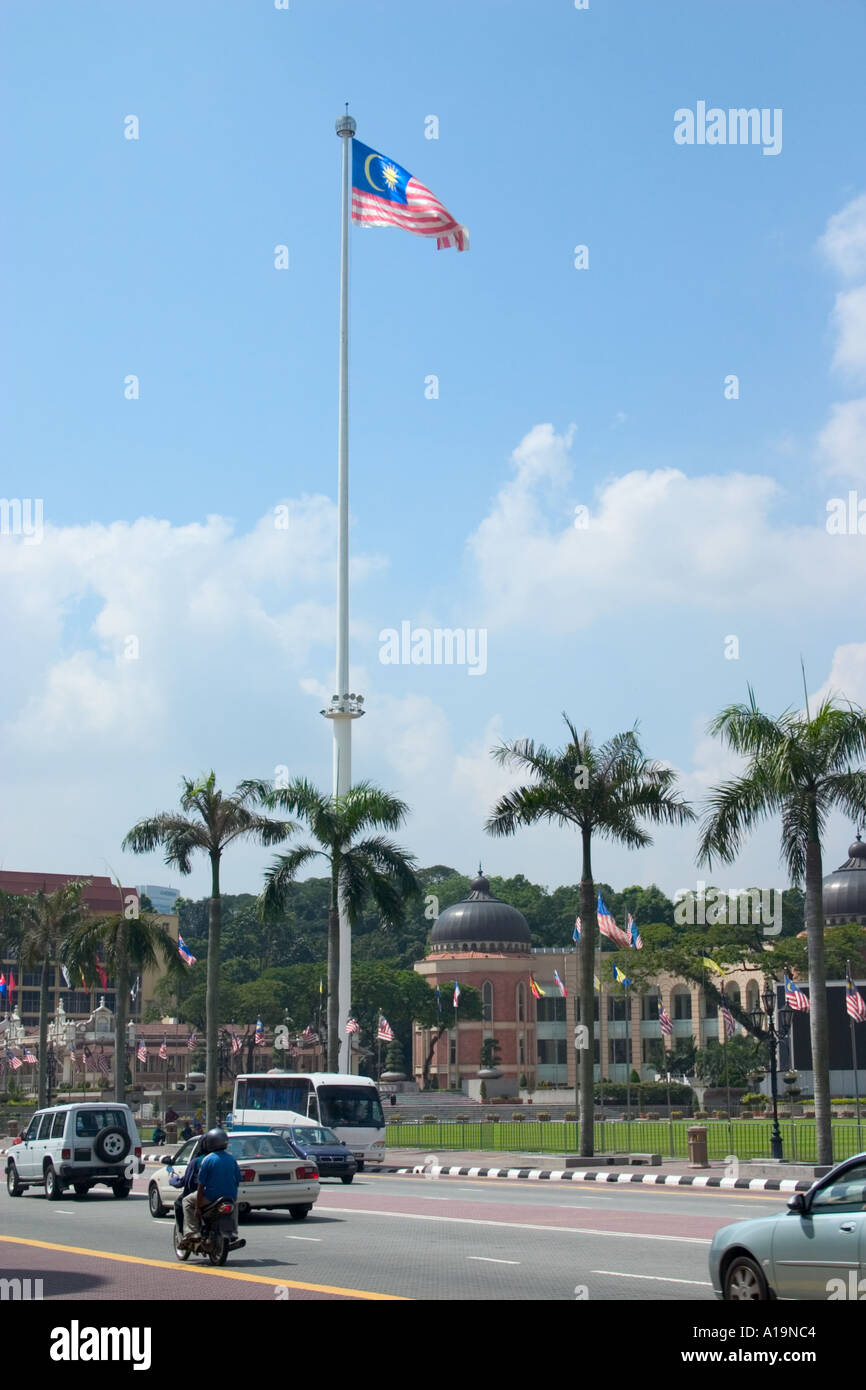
<box><xmin>197</xmin><ymin>1149</ymin><xmax>241</xmax><ymax>1203</ymax></box>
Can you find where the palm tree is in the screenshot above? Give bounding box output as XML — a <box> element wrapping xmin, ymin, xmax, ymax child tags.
<box><xmin>62</xmin><ymin>893</ymin><xmax>186</xmax><ymax>1105</ymax></box>
<box><xmin>485</xmin><ymin>716</ymin><xmax>695</xmax><ymax>1157</ymax></box>
<box><xmin>0</xmin><ymin>881</ymin><xmax>90</xmax><ymax>1106</ymax></box>
<box><xmin>256</xmin><ymin>779</ymin><xmax>419</xmax><ymax>1071</ymax></box>
<box><xmin>697</xmin><ymin>690</ymin><xmax>866</xmax><ymax>1165</ymax></box>
<box><xmin>123</xmin><ymin>772</ymin><xmax>297</xmax><ymax>1126</ymax></box>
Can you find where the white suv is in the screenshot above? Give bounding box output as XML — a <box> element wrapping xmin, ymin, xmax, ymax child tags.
<box><xmin>6</xmin><ymin>1103</ymin><xmax>143</xmax><ymax>1200</ymax></box>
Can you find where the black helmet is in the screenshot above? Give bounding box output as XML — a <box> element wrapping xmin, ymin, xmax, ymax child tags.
<box><xmin>206</xmin><ymin>1127</ymin><xmax>229</xmax><ymax>1150</ymax></box>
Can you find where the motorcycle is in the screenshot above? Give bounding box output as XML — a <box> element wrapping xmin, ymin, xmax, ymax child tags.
<box><xmin>172</xmin><ymin>1195</ymin><xmax>242</xmax><ymax>1266</ymax></box>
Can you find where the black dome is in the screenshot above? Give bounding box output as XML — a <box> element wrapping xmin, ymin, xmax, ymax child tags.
<box><xmin>430</xmin><ymin>874</ymin><xmax>531</xmax><ymax>953</ymax></box>
<box><xmin>823</xmin><ymin>834</ymin><xmax>866</xmax><ymax>924</ymax></box>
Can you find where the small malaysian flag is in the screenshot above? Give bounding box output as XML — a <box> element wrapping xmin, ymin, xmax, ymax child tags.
<box><xmin>137</xmin><ymin>1042</ymin><xmax>147</xmax><ymax>1063</ymax></box>
<box><xmin>187</xmin><ymin>1031</ymin><xmax>197</xmax><ymax>1051</ymax></box>
<box><xmin>597</xmin><ymin>894</ymin><xmax>632</xmax><ymax>950</ymax></box>
<box><xmin>8</xmin><ymin>1050</ymin><xmax>22</xmax><ymax>1071</ymax></box>
<box><xmin>177</xmin><ymin>936</ymin><xmax>197</xmax><ymax>968</ymax></box>
<box><xmin>784</xmin><ymin>975</ymin><xmax>810</xmax><ymax>1013</ymax></box>
<box><xmin>351</xmin><ymin>139</ymin><xmax>468</xmax><ymax>252</ymax></box>
<box><xmin>721</xmin><ymin>992</ymin><xmax>736</xmax><ymax>1039</ymax></box>
<box><xmin>377</xmin><ymin>1014</ymin><xmax>394</xmax><ymax>1043</ymax></box>
<box><xmin>845</xmin><ymin>967</ymin><xmax>866</xmax><ymax>1022</ymax></box>
<box><xmin>23</xmin><ymin>1047</ymin><xmax>37</xmax><ymax>1064</ymax></box>
<box><xmin>573</xmin><ymin>917</ymin><xmax>581</xmax><ymax>943</ymax></box>
<box><xmin>254</xmin><ymin>1019</ymin><xmax>265</xmax><ymax>1045</ymax></box>
<box><xmin>346</xmin><ymin>1018</ymin><xmax>361</xmax><ymax>1034</ymax></box>
<box><xmin>73</xmin><ymin>1051</ymin><xmax>84</xmax><ymax>1073</ymax></box>
<box><xmin>231</xmin><ymin>1033</ymin><xmax>242</xmax><ymax>1054</ymax></box>
<box><xmin>658</xmin><ymin>1002</ymin><xmax>673</xmax><ymax>1036</ymax></box>
<box><xmin>158</xmin><ymin>1036</ymin><xmax>168</xmax><ymax>1060</ymax></box>
<box><xmin>453</xmin><ymin>982</ymin><xmax>460</xmax><ymax>1008</ymax></box>
<box><xmin>553</xmin><ymin>970</ymin><xmax>567</xmax><ymax>998</ymax></box>
<box><xmin>96</xmin><ymin>1051</ymin><xmax>110</xmax><ymax>1075</ymax></box>
<box><xmin>627</xmin><ymin>914</ymin><xmax>643</xmax><ymax>950</ymax></box>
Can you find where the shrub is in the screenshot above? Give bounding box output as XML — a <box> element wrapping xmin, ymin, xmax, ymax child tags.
<box><xmin>479</xmin><ymin>1081</ymin><xmax>487</xmax><ymax>1102</ymax></box>
<box><xmin>739</xmin><ymin>1112</ymin><xmax>753</xmax><ymax>1119</ymax></box>
<box><xmin>421</xmin><ymin>1114</ymin><xmax>438</xmax><ymax>1123</ymax></box>
<box><xmin>519</xmin><ymin>1074</ymin><xmax>528</xmax><ymax>1088</ymax></box>
<box><xmin>694</xmin><ymin>1110</ymin><xmax>709</xmax><ymax>1119</ymax></box>
<box><xmin>485</xmin><ymin>1113</ymin><xmax>500</xmax><ymax>1123</ymax></box>
<box><xmin>564</xmin><ymin>1111</ymin><xmax>576</xmax><ymax>1121</ymax></box>
<box><xmin>512</xmin><ymin>1112</ymin><xmax>524</xmax><ymax>1122</ymax></box>
<box><xmin>712</xmin><ymin>1110</ymin><xmax>726</xmax><ymax>1119</ymax></box>
<box><xmin>740</xmin><ymin>1093</ymin><xmax>767</xmax><ymax>1108</ymax></box>
<box><xmin>536</xmin><ymin>1111</ymin><xmax>551</xmax><ymax>1122</ymax></box>
<box><xmin>389</xmin><ymin>1114</ymin><xmax>402</xmax><ymax>1123</ymax></box>
<box><xmin>671</xmin><ymin>1110</ymin><xmax>684</xmax><ymax>1120</ymax></box>
<box><xmin>455</xmin><ymin>1114</ymin><xmax>469</xmax><ymax>1123</ymax></box>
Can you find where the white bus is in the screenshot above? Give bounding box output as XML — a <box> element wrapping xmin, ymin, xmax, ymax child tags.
<box><xmin>229</xmin><ymin>1072</ymin><xmax>386</xmax><ymax>1169</ymax></box>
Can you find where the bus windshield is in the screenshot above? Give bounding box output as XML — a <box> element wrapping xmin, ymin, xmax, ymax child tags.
<box><xmin>236</xmin><ymin>1078</ymin><xmax>313</xmax><ymax>1114</ymax></box>
<box><xmin>317</xmin><ymin>1086</ymin><xmax>384</xmax><ymax>1129</ymax></box>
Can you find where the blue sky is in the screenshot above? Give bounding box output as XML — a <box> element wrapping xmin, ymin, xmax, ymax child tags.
<box><xmin>2</xmin><ymin>1</ymin><xmax>865</xmax><ymax>907</ymax></box>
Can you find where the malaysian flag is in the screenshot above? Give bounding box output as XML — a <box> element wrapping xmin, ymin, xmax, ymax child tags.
<box><xmin>627</xmin><ymin>914</ymin><xmax>643</xmax><ymax>949</ymax></box>
<box><xmin>301</xmin><ymin>1026</ymin><xmax>317</xmax><ymax>1042</ymax></box>
<box><xmin>351</xmin><ymin>139</ymin><xmax>468</xmax><ymax>252</ymax></box>
<box><xmin>597</xmin><ymin>894</ymin><xmax>632</xmax><ymax>950</ymax></box>
<box><xmin>231</xmin><ymin>1033</ymin><xmax>242</xmax><ymax>1054</ymax></box>
<box><xmin>23</xmin><ymin>1047</ymin><xmax>37</xmax><ymax>1064</ymax></box>
<box><xmin>553</xmin><ymin>970</ymin><xmax>567</xmax><ymax>998</ymax></box>
<box><xmin>435</xmin><ymin>984</ymin><xmax>442</xmax><ymax>1014</ymax></box>
<box><xmin>137</xmin><ymin>1042</ymin><xmax>147</xmax><ymax>1063</ymax></box>
<box><xmin>8</xmin><ymin>1050</ymin><xmax>22</xmax><ymax>1071</ymax></box>
<box><xmin>84</xmin><ymin>1046</ymin><xmax>94</xmax><ymax>1069</ymax></box>
<box><xmin>658</xmin><ymin>1002</ymin><xmax>673</xmax><ymax>1036</ymax></box>
<box><xmin>784</xmin><ymin>975</ymin><xmax>810</xmax><ymax>1012</ymax></box>
<box><xmin>158</xmin><ymin>1036</ymin><xmax>168</xmax><ymax>1060</ymax></box>
<box><xmin>377</xmin><ymin>1014</ymin><xmax>395</xmax><ymax>1043</ymax></box>
<box><xmin>187</xmin><ymin>1031</ymin><xmax>197</xmax><ymax>1051</ymax></box>
<box><xmin>177</xmin><ymin>936</ymin><xmax>197</xmax><ymax>968</ymax></box>
<box><xmin>346</xmin><ymin>1018</ymin><xmax>361</xmax><ymax>1034</ymax></box>
<box><xmin>73</xmin><ymin>1051</ymin><xmax>84</xmax><ymax>1073</ymax></box>
<box><xmin>721</xmin><ymin>991</ymin><xmax>736</xmax><ymax>1039</ymax></box>
<box><xmin>845</xmin><ymin>967</ymin><xmax>866</xmax><ymax>1023</ymax></box>
<box><xmin>254</xmin><ymin>1019</ymin><xmax>265</xmax><ymax>1045</ymax></box>
<box><xmin>573</xmin><ymin>917</ymin><xmax>580</xmax><ymax>943</ymax></box>
<box><xmin>96</xmin><ymin>1051</ymin><xmax>110</xmax><ymax>1075</ymax></box>
<box><xmin>453</xmin><ymin>983</ymin><xmax>460</xmax><ymax>1008</ymax></box>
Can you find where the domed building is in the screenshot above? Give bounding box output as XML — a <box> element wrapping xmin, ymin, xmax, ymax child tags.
<box><xmin>414</xmin><ymin>872</ymin><xmax>537</xmax><ymax>1090</ymax></box>
<box><xmin>823</xmin><ymin>834</ymin><xmax>866</xmax><ymax>925</ymax></box>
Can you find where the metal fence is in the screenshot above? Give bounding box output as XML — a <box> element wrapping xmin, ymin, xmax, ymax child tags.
<box><xmin>384</xmin><ymin>1119</ymin><xmax>865</xmax><ymax>1163</ymax></box>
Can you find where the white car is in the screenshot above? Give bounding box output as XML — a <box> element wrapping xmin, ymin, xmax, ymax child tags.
<box><xmin>147</xmin><ymin>1131</ymin><xmax>320</xmax><ymax>1221</ymax></box>
<box><xmin>6</xmin><ymin>1103</ymin><xmax>143</xmax><ymax>1200</ymax></box>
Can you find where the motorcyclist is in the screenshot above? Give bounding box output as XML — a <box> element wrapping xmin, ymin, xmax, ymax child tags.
<box><xmin>169</xmin><ymin>1132</ymin><xmax>211</xmax><ymax>1247</ymax></box>
<box><xmin>195</xmin><ymin>1128</ymin><xmax>245</xmax><ymax>1252</ymax></box>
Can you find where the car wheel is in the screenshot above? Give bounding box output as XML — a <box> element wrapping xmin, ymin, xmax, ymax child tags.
<box><xmin>724</xmin><ymin>1254</ymin><xmax>769</xmax><ymax>1301</ymax></box>
<box><xmin>94</xmin><ymin>1127</ymin><xmax>131</xmax><ymax>1164</ymax></box>
<box><xmin>148</xmin><ymin>1183</ymin><xmax>167</xmax><ymax>1217</ymax></box>
<box><xmin>340</xmin><ymin>1174</ymin><xmax>354</xmax><ymax>1184</ymax></box>
<box><xmin>44</xmin><ymin>1164</ymin><xmax>65</xmax><ymax>1200</ymax></box>
<box><xmin>6</xmin><ymin>1163</ymin><xmax>23</xmax><ymax>1197</ymax></box>
<box><xmin>172</xmin><ymin>1224</ymin><xmax>190</xmax><ymax>1261</ymax></box>
<box><xmin>208</xmin><ymin>1237</ymin><xmax>230</xmax><ymax>1267</ymax></box>
<box><xmin>355</xmin><ymin>1161</ymin><xmax>365</xmax><ymax>1172</ymax></box>
<box><xmin>237</xmin><ymin>1202</ymin><xmax>251</xmax><ymax>1222</ymax></box>
<box><xmin>289</xmin><ymin>1205</ymin><xmax>312</xmax><ymax>1220</ymax></box>
<box><xmin>112</xmin><ymin>1180</ymin><xmax>133</xmax><ymax>1199</ymax></box>
<box><xmin>74</xmin><ymin>1184</ymin><xmax>90</xmax><ymax>1198</ymax></box>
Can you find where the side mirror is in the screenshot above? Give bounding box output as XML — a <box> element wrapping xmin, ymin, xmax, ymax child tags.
<box><xmin>787</xmin><ymin>1191</ymin><xmax>808</xmax><ymax>1215</ymax></box>
<box><xmin>160</xmin><ymin>1155</ymin><xmax>173</xmax><ymax>1165</ymax></box>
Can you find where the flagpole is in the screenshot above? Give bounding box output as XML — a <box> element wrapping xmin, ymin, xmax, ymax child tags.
<box><xmin>848</xmin><ymin>960</ymin><xmax>863</xmax><ymax>1150</ymax></box>
<box><xmin>322</xmin><ymin>109</ymin><xmax>363</xmax><ymax>1076</ymax></box>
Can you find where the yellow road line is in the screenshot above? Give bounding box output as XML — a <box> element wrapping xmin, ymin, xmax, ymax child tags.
<box><xmin>0</xmin><ymin>1234</ymin><xmax>406</xmax><ymax>1299</ymax></box>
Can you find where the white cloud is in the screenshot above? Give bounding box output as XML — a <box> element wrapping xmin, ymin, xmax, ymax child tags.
<box><xmin>830</xmin><ymin>285</ymin><xmax>866</xmax><ymax>378</ymax></box>
<box><xmin>468</xmin><ymin>425</ymin><xmax>866</xmax><ymax>632</ymax></box>
<box><xmin>817</xmin><ymin>398</ymin><xmax>866</xmax><ymax>479</ymax></box>
<box><xmin>819</xmin><ymin>193</ymin><xmax>866</xmax><ymax>279</ymax></box>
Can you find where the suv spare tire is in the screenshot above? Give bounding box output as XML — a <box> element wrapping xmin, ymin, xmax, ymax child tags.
<box><xmin>94</xmin><ymin>1126</ymin><xmax>131</xmax><ymax>1164</ymax></box>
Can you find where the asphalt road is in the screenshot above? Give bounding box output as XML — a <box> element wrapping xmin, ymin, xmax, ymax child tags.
<box><xmin>0</xmin><ymin>1167</ymin><xmax>788</xmax><ymax>1301</ymax></box>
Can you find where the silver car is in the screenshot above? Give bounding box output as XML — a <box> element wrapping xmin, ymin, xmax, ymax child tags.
<box><xmin>710</xmin><ymin>1152</ymin><xmax>866</xmax><ymax>1299</ymax></box>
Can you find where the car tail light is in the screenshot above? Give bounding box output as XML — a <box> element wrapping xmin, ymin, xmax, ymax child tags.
<box><xmin>297</xmin><ymin>1165</ymin><xmax>318</xmax><ymax>1180</ymax></box>
<box><xmin>241</xmin><ymin>1167</ymin><xmax>256</xmax><ymax>1182</ymax></box>
<box><xmin>61</xmin><ymin>1149</ymin><xmax>71</xmax><ymax>1160</ymax></box>
<box><xmin>135</xmin><ymin>1147</ymin><xmax>141</xmax><ymax>1158</ymax></box>
<box><xmin>218</xmin><ymin>1202</ymin><xmax>232</xmax><ymax>1213</ymax></box>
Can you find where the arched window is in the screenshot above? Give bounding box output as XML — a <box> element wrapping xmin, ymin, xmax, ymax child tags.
<box><xmin>642</xmin><ymin>990</ymin><xmax>660</xmax><ymax>1021</ymax></box>
<box><xmin>672</xmin><ymin>987</ymin><xmax>692</xmax><ymax>1020</ymax></box>
<box><xmin>482</xmin><ymin>981</ymin><xmax>493</xmax><ymax>1022</ymax></box>
<box><xmin>516</xmin><ymin>982</ymin><xmax>526</xmax><ymax>1023</ymax></box>
<box><xmin>746</xmin><ymin>980</ymin><xmax>760</xmax><ymax>1014</ymax></box>
<box><xmin>727</xmin><ymin>984</ymin><xmax>741</xmax><ymax>1007</ymax></box>
<box><xmin>703</xmin><ymin>989</ymin><xmax>718</xmax><ymax>1019</ymax></box>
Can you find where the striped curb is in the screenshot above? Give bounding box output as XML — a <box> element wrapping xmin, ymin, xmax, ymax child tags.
<box><xmin>385</xmin><ymin>1163</ymin><xmax>813</xmax><ymax>1191</ymax></box>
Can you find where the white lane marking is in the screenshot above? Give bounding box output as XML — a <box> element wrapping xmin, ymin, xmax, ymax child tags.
<box><xmin>591</xmin><ymin>1269</ymin><xmax>712</xmax><ymax>1287</ymax></box>
<box><xmin>319</xmin><ymin>1207</ymin><xmax>710</xmax><ymax>1243</ymax></box>
<box><xmin>286</xmin><ymin>1236</ymin><xmax>322</xmax><ymax>1242</ymax></box>
<box><xmin>468</xmin><ymin>1256</ymin><xmax>520</xmax><ymax>1265</ymax></box>
<box><xmin>53</xmin><ymin>1210</ymin><xmax>76</xmax><ymax>1215</ymax></box>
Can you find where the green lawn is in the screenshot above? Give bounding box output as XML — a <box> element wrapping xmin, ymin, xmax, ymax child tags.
<box><xmin>384</xmin><ymin>1118</ymin><xmax>866</xmax><ymax>1163</ymax></box>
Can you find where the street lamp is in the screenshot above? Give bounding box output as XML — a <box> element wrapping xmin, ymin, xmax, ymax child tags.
<box><xmin>750</xmin><ymin>982</ymin><xmax>792</xmax><ymax>1160</ymax></box>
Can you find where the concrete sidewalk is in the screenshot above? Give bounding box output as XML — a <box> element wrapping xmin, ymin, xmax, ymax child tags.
<box><xmin>381</xmin><ymin>1147</ymin><xmax>817</xmax><ymax>1192</ymax></box>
